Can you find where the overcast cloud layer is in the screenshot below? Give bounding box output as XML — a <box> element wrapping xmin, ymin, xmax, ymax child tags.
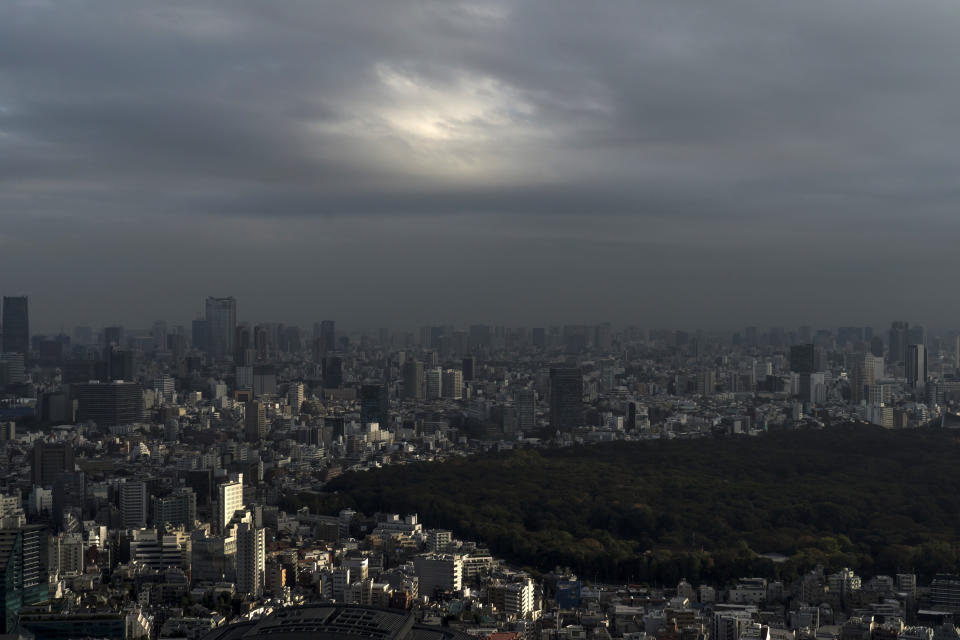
<box><xmin>3</xmin><ymin>0</ymin><xmax>960</xmax><ymax>332</ymax></box>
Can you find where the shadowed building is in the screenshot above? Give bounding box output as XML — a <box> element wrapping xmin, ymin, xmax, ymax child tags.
<box><xmin>1</xmin><ymin>297</ymin><xmax>29</xmax><ymax>356</ymax></box>
<box><xmin>549</xmin><ymin>367</ymin><xmax>583</xmax><ymax>431</ymax></box>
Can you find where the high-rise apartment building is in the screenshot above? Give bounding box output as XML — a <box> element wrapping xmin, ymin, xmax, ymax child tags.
<box><xmin>217</xmin><ymin>477</ymin><xmax>244</xmax><ymax>534</ymax></box>
<box><xmin>549</xmin><ymin>368</ymin><xmax>583</xmax><ymax>431</ymax></box>
<box><xmin>1</xmin><ymin>297</ymin><xmax>29</xmax><ymax>356</ymax></box>
<box><xmin>236</xmin><ymin>523</ymin><xmax>266</xmax><ymax>597</ymax></box>
<box><xmin>204</xmin><ymin>297</ymin><xmax>237</xmax><ymax>362</ymax></box>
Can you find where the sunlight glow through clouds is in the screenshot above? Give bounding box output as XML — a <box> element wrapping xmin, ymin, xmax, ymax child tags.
<box><xmin>311</xmin><ymin>63</ymin><xmax>539</xmax><ymax>178</ymax></box>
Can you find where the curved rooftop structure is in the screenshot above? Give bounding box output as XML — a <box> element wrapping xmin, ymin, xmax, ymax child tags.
<box><xmin>203</xmin><ymin>605</ymin><xmax>474</xmax><ymax>640</ymax></box>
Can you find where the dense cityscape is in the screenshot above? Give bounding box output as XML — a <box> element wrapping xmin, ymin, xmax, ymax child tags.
<box><xmin>8</xmin><ymin>1</ymin><xmax>960</xmax><ymax>639</ymax></box>
<box><xmin>0</xmin><ymin>295</ymin><xmax>958</xmax><ymax>640</ymax></box>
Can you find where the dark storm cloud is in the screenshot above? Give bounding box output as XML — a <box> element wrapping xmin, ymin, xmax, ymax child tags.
<box><xmin>3</xmin><ymin>0</ymin><xmax>960</xmax><ymax>330</ymax></box>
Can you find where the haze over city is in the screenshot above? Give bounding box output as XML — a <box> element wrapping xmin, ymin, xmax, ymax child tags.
<box><xmin>5</xmin><ymin>1</ymin><xmax>960</xmax><ymax>330</ymax></box>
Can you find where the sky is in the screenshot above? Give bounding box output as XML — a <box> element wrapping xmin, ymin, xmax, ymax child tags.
<box><xmin>2</xmin><ymin>0</ymin><xmax>960</xmax><ymax>333</ymax></box>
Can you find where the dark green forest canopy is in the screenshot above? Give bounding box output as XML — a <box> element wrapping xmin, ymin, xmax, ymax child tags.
<box><xmin>289</xmin><ymin>425</ymin><xmax>960</xmax><ymax>585</ymax></box>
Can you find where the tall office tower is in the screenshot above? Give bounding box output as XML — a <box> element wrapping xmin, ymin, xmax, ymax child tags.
<box><xmin>789</xmin><ymin>344</ymin><xmax>816</xmax><ymax>374</ymax></box>
<box><xmin>191</xmin><ymin>319</ymin><xmax>208</xmax><ymax>353</ymax></box>
<box><xmin>103</xmin><ymin>325</ymin><xmax>124</xmax><ymax>347</ymax></box>
<box><xmin>888</xmin><ymin>321</ymin><xmax>909</xmax><ymax>365</ymax></box>
<box><xmin>0</xmin><ymin>527</ymin><xmax>44</xmax><ymax>625</ymax></box>
<box><xmin>253</xmin><ymin>325</ymin><xmax>270</xmax><ymax>361</ymax></box>
<box><xmin>323</xmin><ymin>357</ymin><xmax>343</xmax><ymax>389</ymax></box>
<box><xmin>461</xmin><ymin>357</ymin><xmax>475</xmax><ymax>381</ymax></box>
<box><xmin>119</xmin><ymin>481</ymin><xmax>148</xmax><ymax>529</ymax></box>
<box><xmin>426</xmin><ymin>368</ymin><xmax>443</xmax><ymax>400</ymax></box>
<box><xmin>204</xmin><ymin>296</ymin><xmax>237</xmax><ymax>362</ymax></box>
<box><xmin>906</xmin><ymin>344</ymin><xmax>928</xmax><ymax>389</ymax></box>
<box><xmin>105</xmin><ymin>347</ymin><xmax>135</xmax><ymax>381</ymax></box>
<box><xmin>236</xmin><ymin>522</ymin><xmax>266</xmax><ymax>597</ymax></box>
<box><xmin>0</xmin><ymin>353</ymin><xmax>25</xmax><ymax>384</ymax></box>
<box><xmin>288</xmin><ymin>382</ymin><xmax>304</xmax><ymax>416</ymax></box>
<box><xmin>217</xmin><ymin>477</ymin><xmax>244</xmax><ymax>534</ymax></box>
<box><xmin>956</xmin><ymin>335</ymin><xmax>960</xmax><ymax>370</ymax></box>
<box><xmin>153</xmin><ymin>375</ymin><xmax>175</xmax><ymax>404</ymax></box>
<box><xmin>870</xmin><ymin>336</ymin><xmax>884</xmax><ymax>358</ymax></box>
<box><xmin>244</xmin><ymin>401</ymin><xmax>266</xmax><ymax>442</ymax></box>
<box><xmin>359</xmin><ymin>384</ymin><xmax>389</xmax><ymax>429</ymax></box>
<box><xmin>20</xmin><ymin>526</ymin><xmax>47</xmax><ymax>607</ymax></box>
<box><xmin>31</xmin><ymin>442</ymin><xmax>75</xmax><ymax>487</ymax></box>
<box><xmin>75</xmin><ymin>381</ymin><xmax>144</xmax><ymax>426</ymax></box>
<box><xmin>550</xmin><ymin>368</ymin><xmax>584</xmax><ymax>431</ymax></box>
<box><xmin>441</xmin><ymin>370</ymin><xmax>463</xmax><ymax>400</ymax></box>
<box><xmin>234</xmin><ymin>325</ymin><xmax>252</xmax><ymax>364</ymax></box>
<box><xmin>320</xmin><ymin>320</ymin><xmax>335</xmax><ymax>354</ymax></box>
<box><xmin>469</xmin><ymin>325</ymin><xmax>491</xmax><ymax>352</ymax></box>
<box><xmin>1</xmin><ymin>297</ymin><xmax>29</xmax><ymax>355</ymax></box>
<box><xmin>402</xmin><ymin>360</ymin><xmax>424</xmax><ymax>400</ymax></box>
<box><xmin>531</xmin><ymin>327</ymin><xmax>546</xmax><ymax>349</ymax></box>
<box><xmin>909</xmin><ymin>325</ymin><xmax>927</xmax><ymax>348</ymax></box>
<box><xmin>52</xmin><ymin>472</ymin><xmax>86</xmax><ymax>532</ymax></box>
<box><xmin>151</xmin><ymin>321</ymin><xmax>167</xmax><ymax>354</ymax></box>
<box><xmin>0</xmin><ymin>526</ymin><xmax>49</xmax><ymax>633</ymax></box>
<box><xmin>848</xmin><ymin>353</ymin><xmax>875</xmax><ymax>405</ymax></box>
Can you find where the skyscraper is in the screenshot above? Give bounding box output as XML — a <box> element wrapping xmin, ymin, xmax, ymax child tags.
<box><xmin>789</xmin><ymin>344</ymin><xmax>815</xmax><ymax>374</ymax></box>
<box><xmin>244</xmin><ymin>401</ymin><xmax>266</xmax><ymax>442</ymax></box>
<box><xmin>848</xmin><ymin>353</ymin><xmax>875</xmax><ymax>405</ymax></box>
<box><xmin>323</xmin><ymin>357</ymin><xmax>343</xmax><ymax>389</ymax></box>
<box><xmin>426</xmin><ymin>368</ymin><xmax>442</xmax><ymax>400</ymax></box>
<box><xmin>359</xmin><ymin>384</ymin><xmax>389</xmax><ymax>429</ymax></box>
<box><xmin>75</xmin><ymin>381</ymin><xmax>144</xmax><ymax>426</ymax></box>
<box><xmin>888</xmin><ymin>321</ymin><xmax>908</xmax><ymax>365</ymax></box>
<box><xmin>31</xmin><ymin>443</ymin><xmax>74</xmax><ymax>487</ymax></box>
<box><xmin>204</xmin><ymin>296</ymin><xmax>237</xmax><ymax>362</ymax></box>
<box><xmin>906</xmin><ymin>344</ymin><xmax>927</xmax><ymax>389</ymax></box>
<box><xmin>288</xmin><ymin>382</ymin><xmax>304</xmax><ymax>416</ymax></box>
<box><xmin>119</xmin><ymin>481</ymin><xmax>148</xmax><ymax>529</ymax></box>
<box><xmin>0</xmin><ymin>526</ymin><xmax>50</xmax><ymax>633</ymax></box>
<box><xmin>320</xmin><ymin>320</ymin><xmax>335</xmax><ymax>354</ymax></box>
<box><xmin>461</xmin><ymin>357</ymin><xmax>475</xmax><ymax>381</ymax></box>
<box><xmin>1</xmin><ymin>297</ymin><xmax>29</xmax><ymax>355</ymax></box>
<box><xmin>236</xmin><ymin>522</ymin><xmax>266</xmax><ymax>597</ymax></box>
<box><xmin>441</xmin><ymin>370</ymin><xmax>463</xmax><ymax>400</ymax></box>
<box><xmin>217</xmin><ymin>476</ymin><xmax>244</xmax><ymax>534</ymax></box>
<box><xmin>516</xmin><ymin>389</ymin><xmax>535</xmax><ymax>431</ymax></box>
<box><xmin>402</xmin><ymin>360</ymin><xmax>424</xmax><ymax>400</ymax></box>
<box><xmin>549</xmin><ymin>368</ymin><xmax>583</xmax><ymax>431</ymax></box>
